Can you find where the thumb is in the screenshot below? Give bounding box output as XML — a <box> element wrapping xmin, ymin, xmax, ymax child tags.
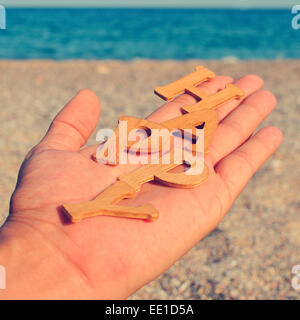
<box><xmin>39</xmin><ymin>89</ymin><xmax>101</xmax><ymax>152</ymax></box>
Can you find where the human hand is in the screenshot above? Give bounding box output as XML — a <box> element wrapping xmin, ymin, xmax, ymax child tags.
<box><xmin>0</xmin><ymin>74</ymin><xmax>282</xmax><ymax>299</ymax></box>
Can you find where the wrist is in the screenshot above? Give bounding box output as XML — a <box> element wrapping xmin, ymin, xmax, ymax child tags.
<box><xmin>0</xmin><ymin>219</ymin><xmax>92</xmax><ymax>299</ymax></box>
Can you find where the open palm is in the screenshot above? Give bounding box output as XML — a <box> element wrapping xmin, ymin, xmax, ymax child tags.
<box><xmin>4</xmin><ymin>74</ymin><xmax>282</xmax><ymax>299</ymax></box>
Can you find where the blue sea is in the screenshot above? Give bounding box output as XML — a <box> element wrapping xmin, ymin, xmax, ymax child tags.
<box><xmin>0</xmin><ymin>8</ymin><xmax>299</xmax><ymax>60</ymax></box>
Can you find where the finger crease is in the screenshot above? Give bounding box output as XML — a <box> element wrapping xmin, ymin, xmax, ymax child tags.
<box><xmin>55</xmin><ymin>118</ymin><xmax>86</xmax><ymax>145</ymax></box>
<box><xmin>232</xmin><ymin>150</ymin><xmax>256</xmax><ymax>174</ymax></box>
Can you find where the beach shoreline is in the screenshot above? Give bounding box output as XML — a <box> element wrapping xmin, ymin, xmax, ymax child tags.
<box><xmin>0</xmin><ymin>59</ymin><xmax>299</xmax><ymax>299</ymax></box>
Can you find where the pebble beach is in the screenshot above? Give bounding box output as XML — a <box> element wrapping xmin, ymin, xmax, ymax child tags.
<box><xmin>0</xmin><ymin>59</ymin><xmax>299</xmax><ymax>299</ymax></box>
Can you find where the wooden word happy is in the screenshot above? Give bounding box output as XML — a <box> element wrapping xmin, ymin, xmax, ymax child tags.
<box><xmin>62</xmin><ymin>66</ymin><xmax>244</xmax><ymax>222</ymax></box>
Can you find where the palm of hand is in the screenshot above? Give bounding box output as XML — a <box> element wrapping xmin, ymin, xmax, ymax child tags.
<box><xmin>7</xmin><ymin>75</ymin><xmax>282</xmax><ymax>299</ymax></box>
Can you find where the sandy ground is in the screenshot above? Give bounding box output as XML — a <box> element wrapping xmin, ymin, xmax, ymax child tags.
<box><xmin>0</xmin><ymin>60</ymin><xmax>299</xmax><ymax>299</ymax></box>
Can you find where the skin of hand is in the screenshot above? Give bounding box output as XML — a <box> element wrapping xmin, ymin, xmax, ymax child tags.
<box><xmin>0</xmin><ymin>74</ymin><xmax>282</xmax><ymax>300</ymax></box>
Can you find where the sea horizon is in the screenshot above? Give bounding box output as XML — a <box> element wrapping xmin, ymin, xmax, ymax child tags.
<box><xmin>3</xmin><ymin>7</ymin><xmax>292</xmax><ymax>10</ymax></box>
